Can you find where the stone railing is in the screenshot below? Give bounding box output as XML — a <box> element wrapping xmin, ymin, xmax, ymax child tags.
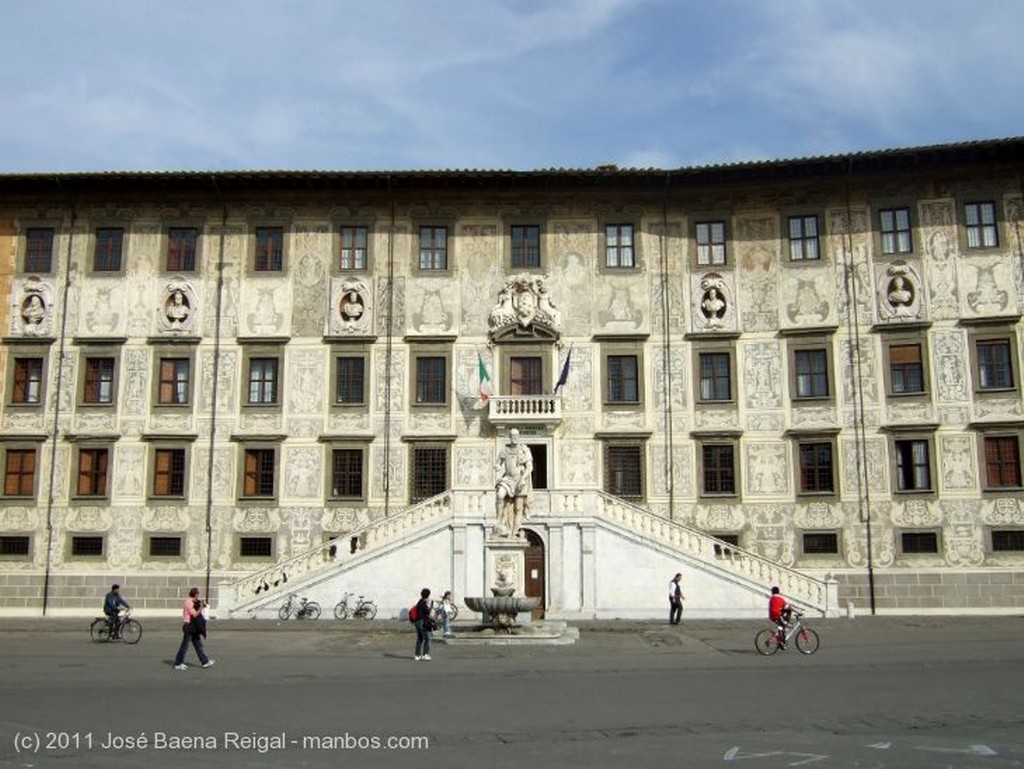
<box><xmin>227</xmin><ymin>492</ymin><xmax>454</xmax><ymax>607</ymax></box>
<box><xmin>591</xmin><ymin>492</ymin><xmax>836</xmax><ymax>614</ymax></box>
<box><xmin>487</xmin><ymin>394</ymin><xmax>561</xmax><ymax>428</ymax></box>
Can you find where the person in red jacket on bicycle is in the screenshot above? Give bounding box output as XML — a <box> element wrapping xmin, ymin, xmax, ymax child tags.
<box><xmin>768</xmin><ymin>586</ymin><xmax>793</xmax><ymax>645</ymax></box>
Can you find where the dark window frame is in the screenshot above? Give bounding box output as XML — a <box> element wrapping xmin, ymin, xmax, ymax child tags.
<box><xmin>410</xmin><ymin>444</ymin><xmax>449</xmax><ymax>503</ymax></box>
<box><xmin>604</xmin><ymin>223</ymin><xmax>636</xmax><ymax>269</ymax></box>
<box><xmin>166</xmin><ymin>226</ymin><xmax>199</xmax><ymax>272</ymax></box>
<box><xmin>603</xmin><ymin>442</ymin><xmax>645</xmax><ymax>501</ymax></box>
<box><xmin>11</xmin><ymin>356</ymin><xmax>45</xmax><ymax>405</ymax></box>
<box><xmin>75</xmin><ymin>447</ymin><xmax>111</xmax><ymax>498</ymax></box>
<box><xmin>695</xmin><ymin>220</ymin><xmax>727</xmax><ymax>266</ymax></box>
<box><xmin>338</xmin><ymin>225</ymin><xmax>369</xmax><ymax>271</ymax></box>
<box><xmin>879</xmin><ymin>206</ymin><xmax>913</xmax><ymax>255</ymax></box>
<box><xmin>418</xmin><ymin>225</ymin><xmax>449</xmax><ymax>271</ymax></box>
<box><xmin>254</xmin><ymin>226</ymin><xmax>285</xmax><ymax>272</ymax></box>
<box><xmin>24</xmin><ymin>227</ymin><xmax>55</xmax><ymax>273</ymax></box>
<box><xmin>796</xmin><ymin>439</ymin><xmax>835</xmax><ymax>495</ymax></box>
<box><xmin>700</xmin><ymin>441</ymin><xmax>737</xmax><ymax>497</ymax></box>
<box><xmin>510</xmin><ymin>224</ymin><xmax>542</xmax><ymax>270</ymax></box>
<box><xmin>152</xmin><ymin>447</ymin><xmax>188</xmax><ymax>498</ymax></box>
<box><xmin>93</xmin><ymin>227</ymin><xmax>124</xmax><ymax>272</ymax></box>
<box><xmin>964</xmin><ymin>200</ymin><xmax>999</xmax><ymax>249</ymax></box>
<box><xmin>788</xmin><ymin>215</ymin><xmax>821</xmax><ymax>261</ymax></box>
<box><xmin>3</xmin><ymin>447</ymin><xmax>38</xmax><ymax>498</ymax></box>
<box><xmin>241</xmin><ymin>447</ymin><xmax>278</xmax><ymax>500</ymax></box>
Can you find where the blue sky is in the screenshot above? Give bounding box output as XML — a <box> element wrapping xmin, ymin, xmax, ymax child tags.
<box><xmin>2</xmin><ymin>0</ymin><xmax>1022</xmax><ymax>172</ymax></box>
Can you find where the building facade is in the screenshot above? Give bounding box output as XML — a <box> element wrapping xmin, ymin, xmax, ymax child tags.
<box><xmin>2</xmin><ymin>137</ymin><xmax>1024</xmax><ymax>617</ymax></box>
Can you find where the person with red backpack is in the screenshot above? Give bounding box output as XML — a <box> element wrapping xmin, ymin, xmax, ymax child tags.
<box><xmin>410</xmin><ymin>587</ymin><xmax>433</xmax><ymax>661</ymax></box>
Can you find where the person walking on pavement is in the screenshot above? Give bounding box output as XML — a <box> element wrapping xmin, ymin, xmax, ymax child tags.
<box><xmin>173</xmin><ymin>586</ymin><xmax>214</xmax><ymax>671</ymax></box>
<box><xmin>413</xmin><ymin>587</ymin><xmax>433</xmax><ymax>661</ymax></box>
<box><xmin>669</xmin><ymin>573</ymin><xmax>684</xmax><ymax>625</ymax></box>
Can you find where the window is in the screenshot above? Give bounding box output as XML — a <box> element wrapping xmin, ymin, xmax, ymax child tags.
<box><xmin>965</xmin><ymin>201</ymin><xmax>998</xmax><ymax>249</ymax></box>
<box><xmin>71</xmin><ymin>535</ymin><xmax>104</xmax><ymax>557</ymax></box>
<box><xmin>24</xmin><ymin>227</ymin><xmax>54</xmax><ymax>272</ymax></box>
<box><xmin>506</xmin><ymin>354</ymin><xmax>543</xmax><ymax>395</ymax></box>
<box><xmin>83</xmin><ymin>358</ymin><xmax>115</xmax><ymax>404</ymax></box>
<box><xmin>605</xmin><ymin>224</ymin><xmax>635</xmax><ymax>268</ymax></box>
<box><xmin>975</xmin><ymin>339</ymin><xmax>1014</xmax><ymax>390</ymax></box>
<box><xmin>339</xmin><ymin>226</ymin><xmax>368</xmax><ymax>270</ymax></box>
<box><xmin>802</xmin><ymin>532</ymin><xmax>839</xmax><ymax>555</ymax></box>
<box><xmin>879</xmin><ymin>207</ymin><xmax>912</xmax><ymax>255</ymax></box>
<box><xmin>603</xmin><ymin>443</ymin><xmax>644</xmax><ymax>500</ymax></box>
<box><xmin>255</xmin><ymin>226</ymin><xmax>284</xmax><ymax>271</ymax></box>
<box><xmin>331</xmin><ymin>448</ymin><xmax>365</xmax><ymax>499</ymax></box>
<box><xmin>148</xmin><ymin>536</ymin><xmax>183</xmax><ymax>558</ymax></box>
<box><xmin>3</xmin><ymin>448</ymin><xmax>37</xmax><ymax>497</ymax></box>
<box><xmin>418</xmin><ymin>226</ymin><xmax>448</xmax><ymax>270</ymax></box>
<box><xmin>94</xmin><ymin>228</ymin><xmax>124</xmax><ymax>272</ymax></box>
<box><xmin>793</xmin><ymin>348</ymin><xmax>830</xmax><ymax>399</ymax></box>
<box><xmin>167</xmin><ymin>227</ymin><xmax>198</xmax><ymax>272</ymax></box>
<box><xmin>158</xmin><ymin>358</ymin><xmax>191</xmax><ymax>405</ymax></box>
<box><xmin>152</xmin><ymin>448</ymin><xmax>187</xmax><ymax>497</ymax></box>
<box><xmin>410</xmin><ymin>445</ymin><xmax>448</xmax><ymax>502</ymax></box>
<box><xmin>701</xmin><ymin>442</ymin><xmax>736</xmax><ymax>496</ymax></box>
<box><xmin>606</xmin><ymin>355</ymin><xmax>640</xmax><ymax>403</ymax></box>
<box><xmin>414</xmin><ymin>356</ymin><xmax>447</xmax><ymax>405</ymax></box>
<box><xmin>900</xmin><ymin>530</ymin><xmax>938</xmax><ymax>554</ymax></box>
<box><xmin>983</xmin><ymin>436</ymin><xmax>1021</xmax><ymax>489</ymax></box>
<box><xmin>247</xmin><ymin>357</ymin><xmax>279</xmax><ymax>405</ymax></box>
<box><xmin>696</xmin><ymin>221</ymin><xmax>727</xmax><ymax>266</ymax></box>
<box><xmin>894</xmin><ymin>438</ymin><xmax>932</xmax><ymax>492</ymax></box>
<box><xmin>888</xmin><ymin>342</ymin><xmax>926</xmax><ymax>395</ymax></box>
<box><xmin>991</xmin><ymin>529</ymin><xmax>1024</xmax><ymax>552</ymax></box>
<box><xmin>788</xmin><ymin>215</ymin><xmax>820</xmax><ymax>261</ymax></box>
<box><xmin>11</xmin><ymin>358</ymin><xmax>44</xmax><ymax>404</ymax></box>
<box><xmin>76</xmin><ymin>448</ymin><xmax>110</xmax><ymax>497</ymax></box>
<box><xmin>511</xmin><ymin>225</ymin><xmax>541</xmax><ymax>269</ymax></box>
<box><xmin>335</xmin><ymin>355</ymin><xmax>366</xmax><ymax>405</ymax></box>
<box><xmin>698</xmin><ymin>351</ymin><xmax>732</xmax><ymax>402</ymax></box>
<box><xmin>0</xmin><ymin>536</ymin><xmax>30</xmax><ymax>557</ymax></box>
<box><xmin>242</xmin><ymin>448</ymin><xmax>277</xmax><ymax>498</ymax></box>
<box><xmin>797</xmin><ymin>441</ymin><xmax>834</xmax><ymax>494</ymax></box>
<box><xmin>239</xmin><ymin>536</ymin><xmax>273</xmax><ymax>558</ymax></box>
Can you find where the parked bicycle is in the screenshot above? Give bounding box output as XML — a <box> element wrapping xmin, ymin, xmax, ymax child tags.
<box><xmin>278</xmin><ymin>594</ymin><xmax>321</xmax><ymax>620</ymax></box>
<box><xmin>333</xmin><ymin>592</ymin><xmax>377</xmax><ymax>620</ymax></box>
<box><xmin>755</xmin><ymin>608</ymin><xmax>819</xmax><ymax>655</ymax></box>
<box><xmin>90</xmin><ymin>609</ymin><xmax>143</xmax><ymax>644</ymax></box>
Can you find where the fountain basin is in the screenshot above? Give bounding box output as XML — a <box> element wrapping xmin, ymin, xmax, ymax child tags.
<box><xmin>465</xmin><ymin>595</ymin><xmax>541</xmax><ymax>629</ymax></box>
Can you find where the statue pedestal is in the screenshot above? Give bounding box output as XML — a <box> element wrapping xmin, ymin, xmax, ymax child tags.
<box><xmin>485</xmin><ymin>538</ymin><xmax>529</xmax><ymax>598</ymax></box>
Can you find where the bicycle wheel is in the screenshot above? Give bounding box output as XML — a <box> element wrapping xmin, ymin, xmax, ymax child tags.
<box><xmin>794</xmin><ymin>626</ymin><xmax>820</xmax><ymax>654</ymax></box>
<box><xmin>755</xmin><ymin>628</ymin><xmax>782</xmax><ymax>655</ymax></box>
<box><xmin>448</xmin><ymin>605</ymin><xmax>459</xmax><ymax>621</ymax></box>
<box><xmin>360</xmin><ymin>602</ymin><xmax>377</xmax><ymax>620</ymax></box>
<box><xmin>304</xmin><ymin>602</ymin><xmax>322</xmax><ymax>620</ymax></box>
<box><xmin>120</xmin><ymin>619</ymin><xmax>143</xmax><ymax>644</ymax></box>
<box><xmin>91</xmin><ymin>618</ymin><xmax>111</xmax><ymax>643</ymax></box>
<box><xmin>333</xmin><ymin>600</ymin><xmax>349</xmax><ymax>620</ymax></box>
<box><xmin>278</xmin><ymin>603</ymin><xmax>292</xmax><ymax>621</ymax></box>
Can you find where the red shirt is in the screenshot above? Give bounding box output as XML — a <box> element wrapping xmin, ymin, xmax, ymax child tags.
<box><xmin>768</xmin><ymin>594</ymin><xmax>787</xmax><ymax>622</ymax></box>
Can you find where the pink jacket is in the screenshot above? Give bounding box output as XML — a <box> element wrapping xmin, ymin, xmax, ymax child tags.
<box><xmin>181</xmin><ymin>597</ymin><xmax>201</xmax><ymax>624</ymax></box>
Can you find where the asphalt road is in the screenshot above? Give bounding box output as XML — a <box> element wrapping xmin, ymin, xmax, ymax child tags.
<box><xmin>1</xmin><ymin>615</ymin><xmax>1022</xmax><ymax>769</ymax></box>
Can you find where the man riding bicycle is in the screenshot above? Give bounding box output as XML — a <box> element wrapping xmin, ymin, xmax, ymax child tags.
<box><xmin>103</xmin><ymin>583</ymin><xmax>131</xmax><ymax>631</ymax></box>
<box><xmin>768</xmin><ymin>586</ymin><xmax>793</xmax><ymax>646</ymax></box>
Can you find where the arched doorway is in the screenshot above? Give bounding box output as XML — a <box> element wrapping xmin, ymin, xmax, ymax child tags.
<box><xmin>523</xmin><ymin>529</ymin><xmax>546</xmax><ymax>619</ymax></box>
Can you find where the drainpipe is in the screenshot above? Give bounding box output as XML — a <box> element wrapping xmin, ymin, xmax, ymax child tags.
<box><xmin>660</xmin><ymin>172</ymin><xmax>675</xmax><ymax>518</ymax></box>
<box><xmin>382</xmin><ymin>181</ymin><xmax>395</xmax><ymax>516</ymax></box>
<box><xmin>42</xmin><ymin>187</ymin><xmax>75</xmax><ymax>615</ymax></box>
<box><xmin>841</xmin><ymin>158</ymin><xmax>876</xmax><ymax>614</ymax></box>
<box><xmin>204</xmin><ymin>177</ymin><xmax>228</xmax><ymax>599</ymax></box>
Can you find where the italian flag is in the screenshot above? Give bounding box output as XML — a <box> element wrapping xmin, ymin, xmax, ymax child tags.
<box><xmin>476</xmin><ymin>353</ymin><xmax>494</xmax><ymax>408</ymax></box>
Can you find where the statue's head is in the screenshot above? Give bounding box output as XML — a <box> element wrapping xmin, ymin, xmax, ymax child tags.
<box><xmin>509</xmin><ymin>428</ymin><xmax>520</xmax><ymax>444</ymax></box>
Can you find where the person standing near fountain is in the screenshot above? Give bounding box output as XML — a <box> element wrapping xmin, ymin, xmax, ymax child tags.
<box><xmin>495</xmin><ymin>428</ymin><xmax>533</xmax><ymax>538</ymax></box>
<box><xmin>412</xmin><ymin>588</ymin><xmax>433</xmax><ymax>661</ymax></box>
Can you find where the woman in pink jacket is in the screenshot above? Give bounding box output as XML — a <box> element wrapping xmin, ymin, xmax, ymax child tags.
<box><xmin>172</xmin><ymin>586</ymin><xmax>214</xmax><ymax>671</ymax></box>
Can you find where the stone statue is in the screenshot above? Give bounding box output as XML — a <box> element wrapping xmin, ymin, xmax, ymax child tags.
<box><xmin>495</xmin><ymin>428</ymin><xmax>532</xmax><ymax>539</ymax></box>
<box><xmin>166</xmin><ymin>290</ymin><xmax>190</xmax><ymax>325</ymax></box>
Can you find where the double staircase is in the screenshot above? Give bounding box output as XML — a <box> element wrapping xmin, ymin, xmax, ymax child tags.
<box><xmin>219</xmin><ymin>490</ymin><xmax>837</xmax><ymax>618</ymax></box>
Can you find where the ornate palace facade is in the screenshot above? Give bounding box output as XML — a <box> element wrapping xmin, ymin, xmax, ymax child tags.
<box><xmin>1</xmin><ymin>137</ymin><xmax>1023</xmax><ymax>617</ymax></box>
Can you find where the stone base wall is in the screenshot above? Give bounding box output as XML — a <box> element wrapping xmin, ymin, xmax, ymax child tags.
<box><xmin>0</xmin><ymin>573</ymin><xmax>210</xmax><ymax>614</ymax></box>
<box><xmin>833</xmin><ymin>570</ymin><xmax>1024</xmax><ymax>612</ymax></box>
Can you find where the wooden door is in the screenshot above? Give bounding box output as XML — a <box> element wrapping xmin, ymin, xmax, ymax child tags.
<box><xmin>524</xmin><ymin>529</ymin><xmax>545</xmax><ymax>619</ymax></box>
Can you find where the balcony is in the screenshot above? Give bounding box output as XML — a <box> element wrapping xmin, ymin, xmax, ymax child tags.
<box><xmin>487</xmin><ymin>395</ymin><xmax>562</xmax><ymax>430</ymax></box>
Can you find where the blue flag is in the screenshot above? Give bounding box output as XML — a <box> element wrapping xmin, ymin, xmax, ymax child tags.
<box><xmin>554</xmin><ymin>347</ymin><xmax>572</xmax><ymax>393</ymax></box>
